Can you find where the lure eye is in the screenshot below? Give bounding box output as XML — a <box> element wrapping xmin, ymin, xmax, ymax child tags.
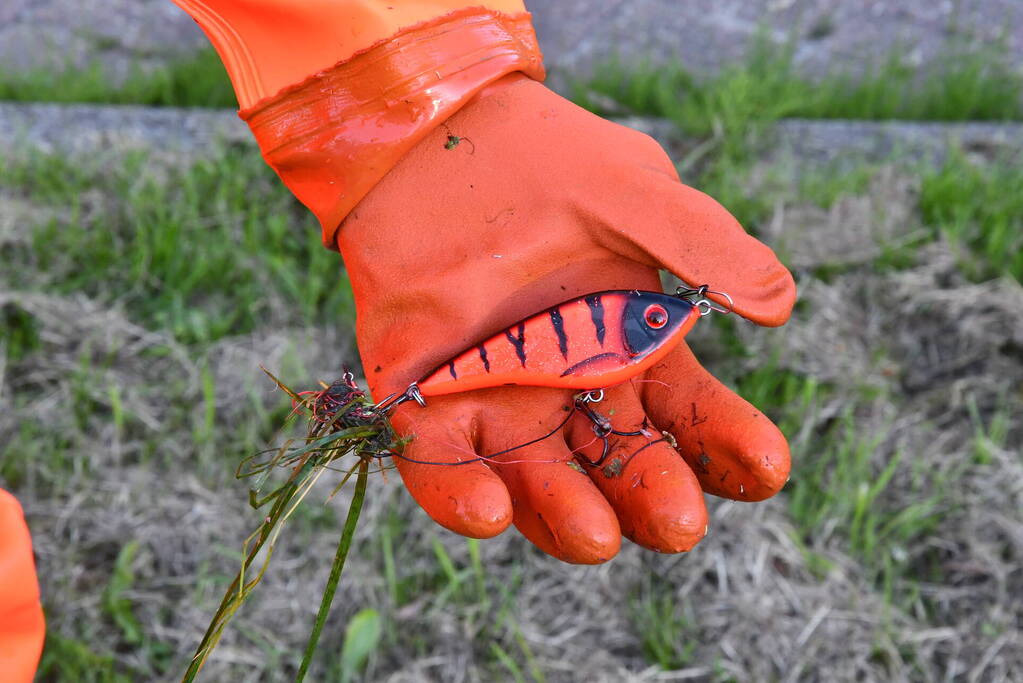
<box><xmin>644</xmin><ymin>304</ymin><xmax>668</xmax><ymax>329</ymax></box>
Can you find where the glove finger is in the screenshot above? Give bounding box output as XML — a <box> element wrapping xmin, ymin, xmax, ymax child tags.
<box><xmin>566</xmin><ymin>383</ymin><xmax>708</xmax><ymax>553</ymax></box>
<box><xmin>588</xmin><ymin>138</ymin><xmax>796</xmax><ymax>327</ymax></box>
<box><xmin>642</xmin><ymin>342</ymin><xmax>791</xmax><ymax>501</ymax></box>
<box><xmin>475</xmin><ymin>388</ymin><xmax>621</xmax><ymax>564</ymax></box>
<box><xmin>389</xmin><ymin>397</ymin><xmax>512</xmax><ymax>539</ymax></box>
<box><xmin>492</xmin><ymin>436</ymin><xmax>622</xmax><ymax>564</ymax></box>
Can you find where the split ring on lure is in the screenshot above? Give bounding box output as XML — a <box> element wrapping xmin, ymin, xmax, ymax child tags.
<box><xmin>376</xmin><ymin>285</ymin><xmax>733</xmax><ymax>411</ymax></box>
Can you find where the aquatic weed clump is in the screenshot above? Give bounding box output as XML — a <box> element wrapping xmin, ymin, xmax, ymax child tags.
<box><xmin>185</xmin><ymin>368</ymin><xmax>402</xmax><ymax>682</ymax></box>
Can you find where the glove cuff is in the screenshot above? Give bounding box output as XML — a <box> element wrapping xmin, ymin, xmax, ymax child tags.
<box><xmin>240</xmin><ymin>8</ymin><xmax>545</xmax><ymax>250</ymax></box>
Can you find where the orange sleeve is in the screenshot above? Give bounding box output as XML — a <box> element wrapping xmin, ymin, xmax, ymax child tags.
<box><xmin>171</xmin><ymin>1</ymin><xmax>528</xmax><ymax>108</ymax></box>
<box><xmin>0</xmin><ymin>490</ymin><xmax>45</xmax><ymax>683</ymax></box>
<box><xmin>169</xmin><ymin>1</ymin><xmax>545</xmax><ymax>247</ymax></box>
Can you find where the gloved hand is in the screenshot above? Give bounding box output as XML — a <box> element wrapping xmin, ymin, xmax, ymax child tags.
<box><xmin>339</xmin><ymin>74</ymin><xmax>795</xmax><ymax>562</ymax></box>
<box><xmin>0</xmin><ymin>490</ymin><xmax>45</xmax><ymax>682</ymax></box>
<box><xmin>170</xmin><ymin>1</ymin><xmax>795</xmax><ymax>563</ymax></box>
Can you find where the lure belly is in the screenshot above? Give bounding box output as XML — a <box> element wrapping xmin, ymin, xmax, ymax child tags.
<box><xmin>417</xmin><ymin>290</ymin><xmax>700</xmax><ymax>397</ymax></box>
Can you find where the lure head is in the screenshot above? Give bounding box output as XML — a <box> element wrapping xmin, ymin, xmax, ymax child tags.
<box><xmin>622</xmin><ymin>291</ymin><xmax>697</xmax><ymax>358</ymax></box>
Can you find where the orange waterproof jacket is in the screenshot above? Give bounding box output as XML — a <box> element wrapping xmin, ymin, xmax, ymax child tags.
<box><xmin>172</xmin><ymin>0</ymin><xmax>546</xmax><ymax>247</ymax></box>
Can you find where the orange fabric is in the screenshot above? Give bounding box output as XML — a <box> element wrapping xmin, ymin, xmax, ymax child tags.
<box><xmin>240</xmin><ymin>8</ymin><xmax>544</xmax><ymax>247</ymax></box>
<box><xmin>0</xmin><ymin>490</ymin><xmax>45</xmax><ymax>682</ymax></box>
<box><xmin>170</xmin><ymin>0</ymin><xmax>527</xmax><ymax>108</ymax></box>
<box><xmin>339</xmin><ymin>74</ymin><xmax>796</xmax><ymax>563</ymax></box>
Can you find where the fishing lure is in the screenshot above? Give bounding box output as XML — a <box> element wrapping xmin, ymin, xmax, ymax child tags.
<box><xmin>378</xmin><ymin>285</ymin><xmax>732</xmax><ymax>410</ymax></box>
<box><xmin>276</xmin><ymin>285</ymin><xmax>732</xmax><ymax>476</ymax></box>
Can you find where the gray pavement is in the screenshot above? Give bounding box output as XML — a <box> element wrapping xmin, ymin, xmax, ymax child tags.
<box><xmin>0</xmin><ymin>101</ymin><xmax>247</xmax><ymax>160</ymax></box>
<box><xmin>530</xmin><ymin>0</ymin><xmax>1023</xmax><ymax>87</ymax></box>
<box><xmin>0</xmin><ymin>1</ymin><xmax>206</xmax><ymax>79</ymax></box>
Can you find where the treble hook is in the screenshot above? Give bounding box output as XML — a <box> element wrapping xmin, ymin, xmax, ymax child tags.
<box><xmin>675</xmin><ymin>284</ymin><xmax>734</xmax><ymax>317</ymax></box>
<box><xmin>373</xmin><ymin>383</ymin><xmax>425</xmax><ymax>413</ymax></box>
<box><xmin>572</xmin><ymin>396</ymin><xmax>648</xmax><ymax>468</ymax></box>
<box><xmin>575</xmin><ymin>389</ymin><xmax>605</xmax><ymax>404</ymax></box>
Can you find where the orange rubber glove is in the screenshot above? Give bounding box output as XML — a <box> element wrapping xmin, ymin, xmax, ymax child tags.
<box><xmin>0</xmin><ymin>490</ymin><xmax>45</xmax><ymax>682</ymax></box>
<box><xmin>171</xmin><ymin>2</ymin><xmax>796</xmax><ymax>562</ymax></box>
<box><xmin>339</xmin><ymin>74</ymin><xmax>794</xmax><ymax>562</ymax></box>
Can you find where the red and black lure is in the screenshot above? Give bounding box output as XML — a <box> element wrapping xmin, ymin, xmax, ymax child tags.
<box><xmin>283</xmin><ymin>286</ymin><xmax>731</xmax><ymax>472</ymax></box>
<box><xmin>377</xmin><ymin>285</ymin><xmax>732</xmax><ymax>410</ymax></box>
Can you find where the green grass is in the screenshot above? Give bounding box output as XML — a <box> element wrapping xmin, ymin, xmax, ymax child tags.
<box><xmin>0</xmin><ymin>419</ymin><xmax>76</xmax><ymax>490</ymax></box>
<box><xmin>331</xmin><ymin>608</ymin><xmax>382</xmax><ymax>683</ymax></box>
<box><xmin>2</xmin><ymin>33</ymin><xmax>1016</xmax><ymax>131</ymax></box>
<box><xmin>786</xmin><ymin>410</ymin><xmax>972</xmax><ymax>614</ymax></box>
<box><xmin>37</xmin><ymin>633</ymin><xmax>133</xmax><ymax>683</ymax></box>
<box><xmin>628</xmin><ymin>583</ymin><xmax>697</xmax><ymax>670</ymax></box>
<box><xmin>573</xmin><ymin>37</ymin><xmax>1023</xmax><ymax>263</ymax></box>
<box><xmin>371</xmin><ymin>506</ymin><xmax>545</xmax><ymax>679</ymax></box>
<box><xmin>701</xmin><ymin>146</ymin><xmax>1023</xmax><ymax>284</ymax></box>
<box><xmin>730</xmin><ymin>360</ymin><xmax>828</xmax><ymax>451</ymax></box>
<box><xmin>0</xmin><ymin>48</ymin><xmax>236</xmax><ymax>108</ymax></box>
<box><xmin>966</xmin><ymin>395</ymin><xmax>1015</xmax><ymax>466</ymax></box>
<box><xmin>102</xmin><ymin>542</ymin><xmax>144</xmax><ymax>646</ymax></box>
<box><xmin>732</xmin><ymin>362</ymin><xmax>963</xmax><ymax>605</ymax></box>
<box><xmin>1</xmin><ymin>150</ymin><xmax>353</xmax><ymax>345</ymax></box>
<box><xmin>376</xmin><ymin>503</ymin><xmax>493</xmax><ymax>614</ymax></box>
<box><xmin>799</xmin><ymin>48</ymin><xmax>1023</xmax><ymax>122</ymax></box>
<box><xmin>575</xmin><ymin>37</ymin><xmax>1023</xmax><ymax>246</ymax></box>
<box><xmin>798</xmin><ymin>161</ymin><xmax>879</xmax><ymax>209</ymax></box>
<box><xmin>0</xmin><ymin>302</ymin><xmax>42</xmax><ymax>361</ymax></box>
<box><xmin>577</xmin><ymin>38</ymin><xmax>1023</xmax><ymax>141</ymax></box>
<box><xmin>920</xmin><ymin>150</ymin><xmax>1023</xmax><ymax>281</ymax></box>
<box><xmin>3</xmin><ymin>28</ymin><xmax>1016</xmax><ymax>294</ymax></box>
